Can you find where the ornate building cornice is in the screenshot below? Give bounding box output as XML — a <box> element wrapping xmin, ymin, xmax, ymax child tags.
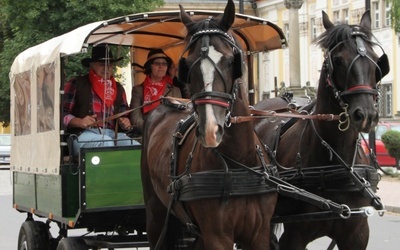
<box><xmin>284</xmin><ymin>0</ymin><xmax>304</xmax><ymax>9</ymax></box>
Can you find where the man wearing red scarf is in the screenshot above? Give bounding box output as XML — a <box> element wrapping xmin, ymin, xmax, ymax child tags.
<box><xmin>130</xmin><ymin>49</ymin><xmax>189</xmax><ymax>135</ymax></box>
<box><xmin>63</xmin><ymin>44</ymin><xmax>139</xmax><ymax>156</ymax></box>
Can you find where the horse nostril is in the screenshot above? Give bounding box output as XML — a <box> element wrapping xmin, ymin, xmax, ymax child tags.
<box><xmin>353</xmin><ymin>108</ymin><xmax>365</xmax><ymax>122</ymax></box>
<box><xmin>216</xmin><ymin>125</ymin><xmax>224</xmax><ymax>141</ymax></box>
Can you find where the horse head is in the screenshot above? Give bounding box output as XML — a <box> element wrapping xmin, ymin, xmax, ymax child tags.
<box><xmin>179</xmin><ymin>0</ymin><xmax>244</xmax><ymax>148</ymax></box>
<box><xmin>317</xmin><ymin>10</ymin><xmax>389</xmax><ymax>133</ymax></box>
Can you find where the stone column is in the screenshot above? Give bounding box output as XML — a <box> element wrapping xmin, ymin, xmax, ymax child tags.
<box><xmin>284</xmin><ymin>0</ymin><xmax>304</xmax><ymax>89</ymax></box>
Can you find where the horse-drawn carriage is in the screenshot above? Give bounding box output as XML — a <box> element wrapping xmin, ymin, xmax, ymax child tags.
<box><xmin>10</xmin><ymin>0</ymin><xmax>387</xmax><ymax>249</ymax></box>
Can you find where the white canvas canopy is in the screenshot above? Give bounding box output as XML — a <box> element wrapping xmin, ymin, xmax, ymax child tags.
<box><xmin>9</xmin><ymin>10</ymin><xmax>286</xmax><ymax>175</ymax></box>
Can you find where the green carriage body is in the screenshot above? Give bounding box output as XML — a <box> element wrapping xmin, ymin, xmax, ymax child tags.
<box><xmin>13</xmin><ymin>146</ymin><xmax>144</xmax><ymax>230</ymax></box>
<box><xmin>13</xmin><ymin>146</ymin><xmax>149</xmax><ymax>248</ymax></box>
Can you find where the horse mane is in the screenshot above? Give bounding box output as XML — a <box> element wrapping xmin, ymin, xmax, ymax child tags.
<box><xmin>315</xmin><ymin>23</ymin><xmax>373</xmax><ymax>52</ymax></box>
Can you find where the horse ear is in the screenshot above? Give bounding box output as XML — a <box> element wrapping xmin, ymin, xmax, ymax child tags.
<box><xmin>179</xmin><ymin>4</ymin><xmax>193</xmax><ymax>27</ymax></box>
<box><xmin>219</xmin><ymin>0</ymin><xmax>235</xmax><ymax>31</ymax></box>
<box><xmin>376</xmin><ymin>53</ymin><xmax>390</xmax><ymax>82</ymax></box>
<box><xmin>322</xmin><ymin>11</ymin><xmax>334</xmax><ymax>30</ymax></box>
<box><xmin>360</xmin><ymin>10</ymin><xmax>372</xmax><ymax>32</ymax></box>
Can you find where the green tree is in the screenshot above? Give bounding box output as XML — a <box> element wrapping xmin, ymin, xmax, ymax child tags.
<box><xmin>0</xmin><ymin>0</ymin><xmax>164</xmax><ymax>124</ymax></box>
<box><xmin>381</xmin><ymin>130</ymin><xmax>400</xmax><ymax>169</ymax></box>
<box><xmin>390</xmin><ymin>0</ymin><xmax>400</xmax><ymax>33</ymax></box>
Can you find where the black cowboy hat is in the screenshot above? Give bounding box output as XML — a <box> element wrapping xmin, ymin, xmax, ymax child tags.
<box><xmin>143</xmin><ymin>49</ymin><xmax>173</xmax><ymax>74</ymax></box>
<box><xmin>81</xmin><ymin>44</ymin><xmax>123</xmax><ymax>67</ymax></box>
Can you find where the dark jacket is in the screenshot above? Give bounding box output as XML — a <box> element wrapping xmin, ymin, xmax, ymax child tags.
<box><xmin>66</xmin><ymin>75</ymin><xmax>125</xmax><ymax>135</ymax></box>
<box><xmin>130</xmin><ymin>81</ymin><xmax>182</xmax><ymax>134</ymax></box>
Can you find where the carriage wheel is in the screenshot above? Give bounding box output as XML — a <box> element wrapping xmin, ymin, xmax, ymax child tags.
<box><xmin>56</xmin><ymin>237</ymin><xmax>87</xmax><ymax>250</ymax></box>
<box><xmin>17</xmin><ymin>220</ymin><xmax>50</xmax><ymax>250</ymax></box>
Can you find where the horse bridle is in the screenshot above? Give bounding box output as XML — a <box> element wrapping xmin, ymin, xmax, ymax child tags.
<box><xmin>179</xmin><ymin>20</ymin><xmax>243</xmax><ymax>126</ymax></box>
<box><xmin>324</xmin><ymin>28</ymin><xmax>386</xmax><ymax>131</ymax></box>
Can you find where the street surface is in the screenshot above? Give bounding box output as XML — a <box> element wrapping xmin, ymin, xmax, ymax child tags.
<box><xmin>1</xmin><ymin>170</ymin><xmax>400</xmax><ymax>249</ymax></box>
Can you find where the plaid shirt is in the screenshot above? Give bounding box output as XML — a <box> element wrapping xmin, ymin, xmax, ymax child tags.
<box><xmin>63</xmin><ymin>77</ymin><xmax>129</xmax><ymax>130</ymax></box>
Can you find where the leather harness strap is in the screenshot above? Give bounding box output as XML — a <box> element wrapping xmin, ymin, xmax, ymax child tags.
<box><xmin>230</xmin><ymin>109</ymin><xmax>340</xmax><ymax>124</ymax></box>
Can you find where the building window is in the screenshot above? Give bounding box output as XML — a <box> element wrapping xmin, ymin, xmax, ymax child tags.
<box><xmin>333</xmin><ymin>0</ymin><xmax>339</xmax><ymax>6</ymax></box>
<box><xmin>333</xmin><ymin>11</ymin><xmax>340</xmax><ymax>24</ymax></box>
<box><xmin>284</xmin><ymin>23</ymin><xmax>289</xmax><ymax>43</ymax></box>
<box><xmin>310</xmin><ymin>17</ymin><xmax>317</xmax><ymax>41</ymax></box>
<box><xmin>385</xmin><ymin>0</ymin><xmax>391</xmax><ymax>27</ymax></box>
<box><xmin>342</xmin><ymin>9</ymin><xmax>349</xmax><ymax>24</ymax></box>
<box><xmin>380</xmin><ymin>84</ymin><xmax>392</xmax><ymax>118</ymax></box>
<box><xmin>373</xmin><ymin>1</ymin><xmax>380</xmax><ymax>29</ymax></box>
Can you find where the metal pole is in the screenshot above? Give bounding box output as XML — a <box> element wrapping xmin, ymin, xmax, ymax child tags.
<box><xmin>365</xmin><ymin>0</ymin><xmax>370</xmax><ymax>11</ymax></box>
<box><xmin>284</xmin><ymin>0</ymin><xmax>304</xmax><ymax>89</ymax></box>
<box><xmin>364</xmin><ymin>0</ymin><xmax>376</xmax><ymax>165</ymax></box>
<box><xmin>239</xmin><ymin>0</ymin><xmax>244</xmax><ymax>14</ymax></box>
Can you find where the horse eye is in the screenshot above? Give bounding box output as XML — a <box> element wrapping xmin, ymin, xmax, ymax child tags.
<box><xmin>332</xmin><ymin>56</ymin><xmax>343</xmax><ymax>66</ymax></box>
<box><xmin>227</xmin><ymin>57</ymin><xmax>235</xmax><ymax>67</ymax></box>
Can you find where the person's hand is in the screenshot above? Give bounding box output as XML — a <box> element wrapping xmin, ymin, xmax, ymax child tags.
<box><xmin>80</xmin><ymin>115</ymin><xmax>97</xmax><ymax>128</ymax></box>
<box><xmin>118</xmin><ymin>117</ymin><xmax>131</xmax><ymax>130</ymax></box>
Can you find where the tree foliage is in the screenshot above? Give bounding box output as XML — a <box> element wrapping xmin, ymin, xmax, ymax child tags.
<box><xmin>381</xmin><ymin>130</ymin><xmax>400</xmax><ymax>160</ymax></box>
<box><xmin>390</xmin><ymin>0</ymin><xmax>400</xmax><ymax>33</ymax></box>
<box><xmin>0</xmin><ymin>0</ymin><xmax>164</xmax><ymax>124</ymax></box>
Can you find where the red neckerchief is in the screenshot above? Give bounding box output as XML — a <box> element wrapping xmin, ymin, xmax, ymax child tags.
<box><xmin>89</xmin><ymin>69</ymin><xmax>117</xmax><ymax>107</ymax></box>
<box><xmin>142</xmin><ymin>75</ymin><xmax>172</xmax><ymax>114</ymax></box>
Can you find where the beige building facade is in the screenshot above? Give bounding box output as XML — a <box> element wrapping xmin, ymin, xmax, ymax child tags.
<box><xmin>257</xmin><ymin>0</ymin><xmax>398</xmax><ymax>119</ymax></box>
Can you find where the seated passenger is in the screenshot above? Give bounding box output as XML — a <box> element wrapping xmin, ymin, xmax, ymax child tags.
<box><xmin>63</xmin><ymin>44</ymin><xmax>140</xmax><ymax>156</ymax></box>
<box><xmin>130</xmin><ymin>49</ymin><xmax>189</xmax><ymax>135</ymax></box>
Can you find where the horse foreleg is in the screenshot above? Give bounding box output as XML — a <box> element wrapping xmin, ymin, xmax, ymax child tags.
<box><xmin>144</xmin><ymin>198</ymin><xmax>168</xmax><ymax>249</ymax></box>
<box><xmin>202</xmin><ymin>234</ymin><xmax>235</xmax><ymax>250</ymax></box>
<box><xmin>333</xmin><ymin>218</ymin><xmax>369</xmax><ymax>250</ymax></box>
<box><xmin>278</xmin><ymin>224</ymin><xmax>314</xmax><ymax>250</ymax></box>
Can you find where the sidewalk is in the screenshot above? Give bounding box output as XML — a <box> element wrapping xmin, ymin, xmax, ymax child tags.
<box><xmin>376</xmin><ymin>175</ymin><xmax>400</xmax><ymax>214</ymax></box>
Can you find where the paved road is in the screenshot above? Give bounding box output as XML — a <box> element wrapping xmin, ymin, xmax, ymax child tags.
<box><xmin>1</xmin><ymin>170</ymin><xmax>400</xmax><ymax>249</ymax></box>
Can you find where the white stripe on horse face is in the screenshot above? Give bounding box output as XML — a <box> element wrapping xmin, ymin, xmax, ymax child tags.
<box><xmin>200</xmin><ymin>45</ymin><xmax>223</xmax><ymax>91</ymax></box>
<box><xmin>199</xmin><ymin>45</ymin><xmax>223</xmax><ymax>139</ymax></box>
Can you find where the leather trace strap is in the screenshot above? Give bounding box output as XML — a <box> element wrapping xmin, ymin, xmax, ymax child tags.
<box><xmin>229</xmin><ymin>108</ymin><xmax>340</xmax><ymax>124</ymax></box>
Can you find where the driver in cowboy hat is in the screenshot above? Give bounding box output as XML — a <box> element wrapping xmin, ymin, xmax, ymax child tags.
<box><xmin>63</xmin><ymin>44</ymin><xmax>140</xmax><ymax>156</ymax></box>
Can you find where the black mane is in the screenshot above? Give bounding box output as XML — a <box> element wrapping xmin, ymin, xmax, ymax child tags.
<box><xmin>316</xmin><ymin>23</ymin><xmax>373</xmax><ymax>53</ymax></box>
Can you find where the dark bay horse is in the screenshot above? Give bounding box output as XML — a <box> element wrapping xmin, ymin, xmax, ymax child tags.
<box><xmin>141</xmin><ymin>0</ymin><xmax>277</xmax><ymax>249</ymax></box>
<box><xmin>254</xmin><ymin>11</ymin><xmax>389</xmax><ymax>250</ymax></box>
